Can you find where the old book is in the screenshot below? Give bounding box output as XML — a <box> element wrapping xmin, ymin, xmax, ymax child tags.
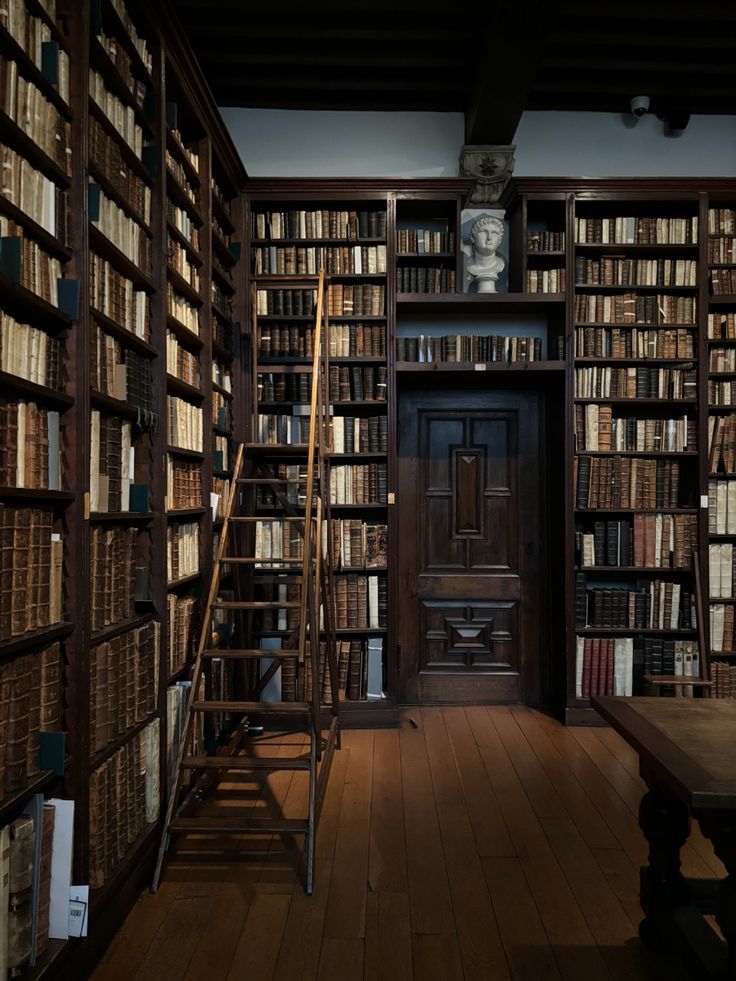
<box><xmin>35</xmin><ymin>803</ymin><xmax>55</xmax><ymax>956</ymax></box>
<box><xmin>7</xmin><ymin>814</ymin><xmax>34</xmax><ymax>974</ymax></box>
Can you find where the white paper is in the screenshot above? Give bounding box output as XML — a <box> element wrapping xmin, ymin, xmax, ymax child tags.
<box><xmin>48</xmin><ymin>799</ymin><xmax>74</xmax><ymax>940</ymax></box>
<box><xmin>68</xmin><ymin>885</ymin><xmax>89</xmax><ymax>938</ymax></box>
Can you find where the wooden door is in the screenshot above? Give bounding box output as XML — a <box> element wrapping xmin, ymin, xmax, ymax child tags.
<box><xmin>397</xmin><ymin>386</ymin><xmax>544</xmax><ymax>704</ymax></box>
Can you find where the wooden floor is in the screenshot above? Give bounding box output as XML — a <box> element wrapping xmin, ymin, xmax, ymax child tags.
<box><xmin>91</xmin><ymin>706</ymin><xmax>726</xmax><ymax>981</ymax></box>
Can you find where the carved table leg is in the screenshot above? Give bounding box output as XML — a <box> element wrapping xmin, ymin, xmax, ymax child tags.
<box><xmin>638</xmin><ymin>788</ymin><xmax>691</xmax><ymax>950</ymax></box>
<box><xmin>699</xmin><ymin>813</ymin><xmax>736</xmax><ymax>977</ymax></box>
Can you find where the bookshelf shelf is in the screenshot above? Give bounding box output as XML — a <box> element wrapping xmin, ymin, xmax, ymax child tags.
<box><xmin>88</xmin><ymin>160</ymin><xmax>153</xmax><ymax>236</ymax></box>
<box><xmin>0</xmin><ymin>372</ymin><xmax>73</xmax><ymax>408</ymax></box>
<box><xmin>0</xmin><ymin>488</ymin><xmax>74</xmax><ymax>502</ymax></box>
<box><xmin>90</xmin><ymin>613</ymin><xmax>156</xmax><ymax>646</ymax></box>
<box><xmin>166</xmin><ymin>314</ymin><xmax>203</xmax><ymax>350</ymax></box>
<box><xmin>574</xmin><ymin>242</ymin><xmax>699</xmax><ymax>254</ymax></box>
<box><xmin>212</xmin><ymin>338</ymin><xmax>234</xmax><ymax>363</ymax></box>
<box><xmin>574</xmin><ymin>283</ymin><xmax>697</xmax><ymax>294</ymax></box>
<box><xmin>166</xmin><ymin>446</ymin><xmax>205</xmax><ymax>460</ymax></box>
<box><xmin>212</xmin><ymin>230</ymin><xmax>237</xmax><ymax>268</ymax></box>
<box><xmin>166</xmin><ymin>169</ymin><xmax>203</xmax><ymax>225</ymax></box>
<box><xmin>167</xmin><ymin>220</ymin><xmax>203</xmax><ymax>266</ymax></box>
<box><xmin>98</xmin><ymin>0</ymin><xmax>153</xmax><ymax>83</ymax></box>
<box><xmin>212</xmin><ymin>383</ymin><xmax>233</xmax><ymax>400</ymax></box>
<box><xmin>167</xmin><ymin>572</ymin><xmax>202</xmax><ymax>590</ymax></box>
<box><xmin>0</xmin><ymin>196</ymin><xmax>72</xmax><ymax>260</ymax></box>
<box><xmin>575</xmin><ymin>357</ymin><xmax>698</xmax><ymax>366</ymax></box>
<box><xmin>89</xmin><ymin>511</ymin><xmax>155</xmax><ymax>524</ymax></box>
<box><xmin>0</xmin><ymin>622</ymin><xmax>74</xmax><ymax>659</ymax></box>
<box><xmin>166</xmin><ymin>508</ymin><xmax>206</xmax><ymax>519</ymax></box>
<box><xmin>0</xmin><ymin>770</ymin><xmax>57</xmax><ymax>824</ymax></box>
<box><xmin>90</xmin><ymin>711</ymin><xmax>159</xmax><ymax>771</ymax></box>
<box><xmin>0</xmin><ymin>29</ymin><xmax>71</xmax><ymax>119</ymax></box>
<box><xmin>165</xmin><ymin>126</ymin><xmax>201</xmax><ymax>189</ymax></box>
<box><xmin>396</xmin><ymin>292</ymin><xmax>566</xmax><ymax>313</ymax></box>
<box><xmin>166</xmin><ymin>374</ymin><xmax>204</xmax><ymax>402</ymax></box>
<box><xmin>0</xmin><ymin>271</ymin><xmax>72</xmax><ymax>328</ymax></box>
<box><xmin>212</xmin><ymin>194</ymin><xmax>235</xmax><ymax>235</ymax></box>
<box><xmin>89</xmin><ymin>36</ymin><xmax>155</xmax><ymax>138</ymax></box>
<box><xmin>90</xmin><ymin>388</ymin><xmax>148</xmax><ymax>421</ymax></box>
<box><xmin>90</xmin><ymin>307</ymin><xmax>157</xmax><ymax>357</ymax></box>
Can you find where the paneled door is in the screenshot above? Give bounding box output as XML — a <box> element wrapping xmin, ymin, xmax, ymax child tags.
<box><xmin>397</xmin><ymin>387</ymin><xmax>544</xmax><ymax>703</ymax></box>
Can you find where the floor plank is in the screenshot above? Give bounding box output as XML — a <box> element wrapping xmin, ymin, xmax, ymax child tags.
<box><xmin>368</xmin><ymin>728</ymin><xmax>408</xmax><ymax>892</ymax></box>
<box><xmin>363</xmin><ymin>891</ymin><xmax>413</xmax><ymax>981</ymax></box>
<box><xmin>226</xmin><ymin>892</ymin><xmax>291</xmax><ymax>981</ymax></box>
<box><xmin>317</xmin><ymin>938</ymin><xmax>364</xmax><ymax>981</ymax></box>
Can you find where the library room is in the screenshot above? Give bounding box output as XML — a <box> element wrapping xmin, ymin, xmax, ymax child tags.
<box><xmin>0</xmin><ymin>0</ymin><xmax>735</xmax><ymax>978</ymax></box>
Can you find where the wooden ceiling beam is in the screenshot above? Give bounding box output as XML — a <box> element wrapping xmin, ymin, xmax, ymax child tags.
<box><xmin>207</xmin><ymin>73</ymin><xmax>467</xmax><ymax>94</ymax></box>
<box><xmin>198</xmin><ymin>50</ymin><xmax>463</xmax><ymax>70</ymax></box>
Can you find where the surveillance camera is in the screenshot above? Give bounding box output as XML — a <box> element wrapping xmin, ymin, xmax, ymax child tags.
<box><xmin>630</xmin><ymin>95</ymin><xmax>650</xmax><ymax>118</ymax></box>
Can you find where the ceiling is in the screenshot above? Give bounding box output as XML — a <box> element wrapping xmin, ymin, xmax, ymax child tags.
<box><xmin>171</xmin><ymin>0</ymin><xmax>736</xmax><ymax>143</ymax></box>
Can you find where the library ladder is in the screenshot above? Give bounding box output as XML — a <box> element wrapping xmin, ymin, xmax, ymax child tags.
<box><xmin>152</xmin><ymin>269</ymin><xmax>340</xmax><ymax>895</ymax></box>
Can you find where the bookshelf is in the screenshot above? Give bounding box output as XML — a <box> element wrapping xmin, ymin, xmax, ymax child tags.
<box><xmin>0</xmin><ymin>0</ymin><xmax>246</xmax><ymax>976</ymax></box>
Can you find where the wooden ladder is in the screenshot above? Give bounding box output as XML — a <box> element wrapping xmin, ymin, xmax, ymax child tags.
<box><xmin>152</xmin><ymin>269</ymin><xmax>340</xmax><ymax>894</ymax></box>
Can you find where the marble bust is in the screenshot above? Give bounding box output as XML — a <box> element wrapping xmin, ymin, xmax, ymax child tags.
<box><xmin>462</xmin><ymin>214</ymin><xmax>506</xmax><ymax>293</ymax></box>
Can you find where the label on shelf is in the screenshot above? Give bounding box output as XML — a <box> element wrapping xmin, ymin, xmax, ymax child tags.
<box><xmin>474</xmin><ymin>363</ymin><xmax>487</xmax><ymax>371</ymax></box>
<box><xmin>701</xmin><ymin>494</ymin><xmax>710</xmax><ymax>509</ymax></box>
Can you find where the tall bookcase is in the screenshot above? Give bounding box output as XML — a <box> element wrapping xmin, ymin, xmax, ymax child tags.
<box><xmin>0</xmin><ymin>0</ymin><xmax>246</xmax><ymax>976</ymax></box>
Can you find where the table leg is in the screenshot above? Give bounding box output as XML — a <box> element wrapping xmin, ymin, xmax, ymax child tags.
<box><xmin>698</xmin><ymin>814</ymin><xmax>736</xmax><ymax>977</ymax></box>
<box><xmin>638</xmin><ymin>787</ymin><xmax>691</xmax><ymax>950</ymax></box>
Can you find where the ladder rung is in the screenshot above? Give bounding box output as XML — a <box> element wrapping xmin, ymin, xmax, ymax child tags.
<box><xmin>181</xmin><ymin>754</ymin><xmax>311</xmax><ymax>771</ymax></box>
<box><xmin>211</xmin><ymin>600</ymin><xmax>302</xmax><ymax>609</ymax></box>
<box><xmin>202</xmin><ymin>648</ymin><xmax>299</xmax><ymax>659</ymax></box>
<box><xmin>191</xmin><ymin>700</ymin><xmax>312</xmax><ymax>713</ymax></box>
<box><xmin>169</xmin><ymin>817</ymin><xmax>308</xmax><ymax>835</ymax></box>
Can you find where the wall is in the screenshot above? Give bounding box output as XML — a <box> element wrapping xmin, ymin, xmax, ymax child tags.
<box><xmin>222</xmin><ymin>107</ymin><xmax>736</xmax><ymax>179</ymax></box>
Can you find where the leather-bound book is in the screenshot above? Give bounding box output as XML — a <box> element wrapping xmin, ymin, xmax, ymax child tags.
<box><xmin>25</xmin><ymin>650</ymin><xmax>41</xmax><ymax>779</ymax></box>
<box><xmin>347</xmin><ymin>640</ymin><xmax>363</xmax><ymax>700</ymax></box>
<box><xmin>35</xmin><ymin>803</ymin><xmax>55</xmax><ymax>956</ymax></box>
<box><xmin>11</xmin><ymin>507</ymin><xmax>30</xmax><ymax>637</ymax></box>
<box><xmin>7</xmin><ymin>814</ymin><xmax>34</xmax><ymax>974</ymax></box>
<box><xmin>5</xmin><ymin>655</ymin><xmax>32</xmax><ymax>792</ymax></box>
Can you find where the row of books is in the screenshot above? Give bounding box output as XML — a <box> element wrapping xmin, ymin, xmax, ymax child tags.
<box><xmin>708</xmin><ymin>480</ymin><xmax>736</xmax><ymax>534</ymax></box>
<box><xmin>90</xmin><ymin>252</ymin><xmax>150</xmax><ymax>341</ymax></box>
<box><xmin>396</xmin><ymin>333</ymin><xmax>543</xmax><ymax>364</ymax></box>
<box><xmin>90</xmin><ymin>412</ymin><xmax>134</xmax><ymax>513</ymax></box>
<box><xmin>211</xmin><ymin>281</ymin><xmax>232</xmax><ymax>318</ymax></box>
<box><xmin>89</xmin><ymin>116</ymin><xmax>150</xmax><ymax>225</ymax></box>
<box><xmin>710</xmin><ymin>542</ymin><xmax>736</xmax><ymax>598</ymax></box>
<box><xmin>334</xmin><ymin>574</ymin><xmax>387</xmax><ymax>629</ymax></box>
<box><xmin>167</xmin><ymin>284</ymin><xmax>199</xmax><ymax>335</ymax></box>
<box><xmin>574</xmin><ymin>407</ymin><xmax>695</xmax><ymax>452</ymax></box>
<box><xmin>256</xmin><ymin>413</ymin><xmax>312</xmax><ymax>447</ymax></box>
<box><xmin>574</xmin><ymin>293</ymin><xmax>697</xmax><ymax>325</ymax></box>
<box><xmin>167</xmin><ymin>594</ymin><xmax>196</xmax><ymax>678</ymax></box>
<box><xmin>332</xmin><ymin>415</ymin><xmax>388</xmax><ymax>454</ymax></box>
<box><xmin>575</xmin><ymin>257</ymin><xmax>697</xmax><ymax>288</ymax></box>
<box><xmin>528</xmin><ymin>230</ymin><xmax>565</xmax><ymax>252</ymax></box>
<box><xmin>214</xmin><ymin>318</ymin><xmax>234</xmax><ymax>356</ymax></box>
<box><xmin>166</xmin><ymin>330</ymin><xmax>200</xmax><ymax>388</ymax></box>
<box><xmin>252</xmin><ymin>244</ymin><xmax>387</xmax><ymax>276</ymax></box>
<box><xmin>167</xmin><ymin>521</ymin><xmax>199</xmax><ymax>583</ymax></box>
<box><xmin>708</xmin><ymin>208</ymin><xmax>736</xmax><ymax>236</ymax></box>
<box><xmin>91</xmin><ymin>323</ymin><xmax>154</xmax><ymax>412</ymax></box>
<box><xmin>91</xmin><ymin>183</ymin><xmax>152</xmax><ymax>275</ymax></box>
<box><xmin>167</xmin><ymin>396</ymin><xmax>202</xmax><ymax>451</ymax></box>
<box><xmin>166</xmin><ymin>152</ymin><xmax>197</xmax><ymax>206</ymax></box>
<box><xmin>213</xmin><ymin>391</ymin><xmax>230</xmax><ymax>429</ymax></box>
<box><xmin>166</xmin><ymin>201</ymin><xmax>200</xmax><ymax>253</ymax></box>
<box><xmin>90</xmin><ymin>525</ymin><xmax>135</xmax><ymax>631</ymax></box>
<box><xmin>575</xmin><ymin>514</ymin><xmax>697</xmax><ymax>569</ymax></box>
<box><xmin>169</xmin><ymin>123</ymin><xmax>198</xmax><ymax>173</ymax></box>
<box><xmin>709</xmin><ymin>239</ymin><xmax>736</xmax><ymax>264</ymax></box>
<box><xmin>0</xmin><ymin>797</ymin><xmax>62</xmax><ymax>975</ymax></box>
<box><xmin>708</xmin><ymin>381</ymin><xmax>736</xmax><ymax>406</ymax></box>
<box><xmin>0</xmin><ymin>400</ymin><xmax>60</xmax><ymax>490</ymax></box>
<box><xmin>575</xmin><ymin>637</ymin><xmax>700</xmax><ymax>699</ymax></box>
<box><xmin>329</xmin><ymin>519</ymin><xmax>387</xmax><ymax>569</ymax></box>
<box><xmin>710</xmin><ymin>606</ymin><xmax>736</xmax><ymax>653</ymax></box>
<box><xmin>709</xmin><ymin>414</ymin><xmax>736</xmax><ymax>473</ymax></box>
<box><xmin>258</xmin><ymin>322</ymin><xmax>386</xmax><ymax>360</ymax></box>
<box><xmin>167</xmin><ymin>237</ymin><xmax>200</xmax><ymax>291</ymax></box>
<box><xmin>0</xmin><ymin>57</ymin><xmax>71</xmax><ymax>174</ymax></box>
<box><xmin>712</xmin><ymin>660</ymin><xmax>736</xmax><ymax>698</ymax></box>
<box><xmin>1</xmin><ymin>146</ymin><xmax>68</xmax><ymax>241</ymax></box>
<box><xmin>574</xmin><ymin>327</ymin><xmax>696</xmax><ymax>360</ymax></box>
<box><xmin>710</xmin><ymin>348</ymin><xmax>736</xmax><ymax>373</ymax></box>
<box><xmin>211</xmin><ymin>476</ymin><xmax>229</xmax><ymax>521</ymax></box>
<box><xmin>708</xmin><ymin>311</ymin><xmax>736</xmax><ymax>341</ymax></box>
<box><xmin>330</xmin><ymin>364</ymin><xmax>387</xmax><ymax>402</ymax></box>
<box><xmin>88</xmin><ymin>68</ymin><xmax>143</xmax><ymax>159</ymax></box>
<box><xmin>330</xmin><ymin>463</ymin><xmax>387</xmax><ymax>505</ymax></box>
<box><xmin>166</xmin><ymin>457</ymin><xmax>201</xmax><ymax>510</ymax></box>
<box><xmin>575</xmin><ymin>456</ymin><xmax>683</xmax><ymax>510</ymax></box>
<box><xmin>212</xmin><ymin>359</ymin><xmax>232</xmax><ymax>392</ymax></box>
<box><xmin>0</xmin><ymin>223</ymin><xmax>63</xmax><ymax>305</ymax></box>
<box><xmin>251</xmin><ymin>209</ymin><xmax>387</xmax><ymax>242</ymax></box>
<box><xmin>395</xmin><ymin>266</ymin><xmax>455</xmax><ymax>294</ymax></box>
<box><xmin>88</xmin><ymin>718</ymin><xmax>159</xmax><ymax>888</ymax></box>
<box><xmin>710</xmin><ymin>270</ymin><xmax>736</xmax><ymax>295</ymax></box>
<box><xmin>1</xmin><ymin>0</ymin><xmax>70</xmax><ymax>104</ymax></box>
<box><xmin>90</xmin><ymin>621</ymin><xmax>158</xmax><ymax>752</ymax></box>
<box><xmin>0</xmin><ymin>641</ymin><xmax>60</xmax><ymax>794</ymax></box>
<box><xmin>0</xmin><ymin>313</ymin><xmax>62</xmax><ymax>389</ymax></box>
<box><xmin>0</xmin><ymin>506</ymin><xmax>62</xmax><ymax>640</ymax></box>
<box><xmin>280</xmin><ymin>638</ymin><xmax>384</xmax><ymax>702</ymax></box>
<box><xmin>397</xmin><ymin>228</ymin><xmax>454</xmax><ymax>254</ymax></box>
<box><xmin>574</xmin><ymin>365</ymin><xmax>696</xmax><ymax>401</ymax></box>
<box><xmin>97</xmin><ymin>30</ymin><xmax>148</xmax><ymax>110</ymax></box>
<box><xmin>213</xmin><ymin>434</ymin><xmax>229</xmax><ymax>472</ymax></box>
<box><xmin>575</xmin><ymin>216</ymin><xmax>698</xmax><ymax>245</ymax></box>
<box><xmin>576</xmin><ymin>580</ymin><xmax>696</xmax><ymax>630</ymax></box>
<box><xmin>526</xmin><ymin>268</ymin><xmax>565</xmax><ymax>293</ymax></box>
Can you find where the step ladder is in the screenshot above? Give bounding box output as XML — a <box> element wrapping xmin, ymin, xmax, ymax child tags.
<box><xmin>152</xmin><ymin>269</ymin><xmax>340</xmax><ymax>894</ymax></box>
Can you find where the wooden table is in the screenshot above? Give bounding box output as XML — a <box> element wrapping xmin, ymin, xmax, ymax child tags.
<box><xmin>592</xmin><ymin>696</ymin><xmax>736</xmax><ymax>979</ymax></box>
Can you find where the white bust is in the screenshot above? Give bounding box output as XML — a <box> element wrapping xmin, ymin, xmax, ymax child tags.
<box><xmin>462</xmin><ymin>214</ymin><xmax>505</xmax><ymax>293</ymax></box>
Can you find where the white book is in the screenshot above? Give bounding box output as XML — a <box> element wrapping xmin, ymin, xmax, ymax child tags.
<box><xmin>575</xmin><ymin>637</ymin><xmax>584</xmax><ymax>698</ymax></box>
<box><xmin>613</xmin><ymin>639</ymin><xmax>627</xmax><ymax>696</ymax></box>
<box><xmin>47</xmin><ymin>799</ymin><xmax>74</xmax><ymax>940</ymax></box>
<box><xmin>368</xmin><ymin>575</ymin><xmax>379</xmax><ymax>628</ymax></box>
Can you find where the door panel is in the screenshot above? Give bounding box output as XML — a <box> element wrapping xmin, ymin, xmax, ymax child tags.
<box><xmin>398</xmin><ymin>386</ymin><xmax>543</xmax><ymax>704</ymax></box>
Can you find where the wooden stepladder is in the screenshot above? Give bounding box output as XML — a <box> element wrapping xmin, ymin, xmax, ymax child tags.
<box><xmin>152</xmin><ymin>269</ymin><xmax>340</xmax><ymax>894</ymax></box>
